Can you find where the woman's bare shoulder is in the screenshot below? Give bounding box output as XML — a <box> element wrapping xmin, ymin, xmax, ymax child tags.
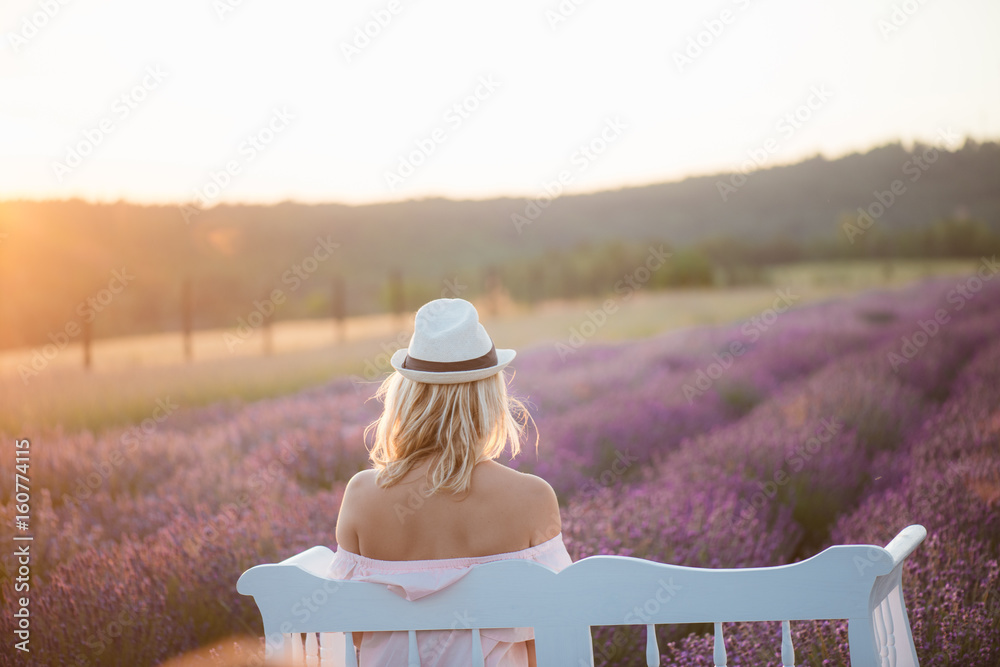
<box><xmin>336</xmin><ymin>469</ymin><xmax>379</xmax><ymax>552</ymax></box>
<box><xmin>476</xmin><ymin>462</ymin><xmax>562</xmax><ymax>545</ymax></box>
<box><xmin>474</xmin><ymin>459</ymin><xmax>542</xmax><ymax>487</ymax></box>
<box><xmin>343</xmin><ymin>468</ymin><xmax>379</xmax><ymax>497</ymax></box>
<box><xmin>348</xmin><ymin>467</ymin><xmax>378</xmax><ymax>485</ymax></box>
<box><xmin>477</xmin><ymin>460</ymin><xmax>554</xmax><ymax>491</ymax></box>
<box><xmin>338</xmin><ymin>469</ymin><xmax>383</xmax><ymax>523</ymax></box>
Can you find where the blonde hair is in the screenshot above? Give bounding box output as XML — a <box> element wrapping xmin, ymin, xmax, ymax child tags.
<box><xmin>366</xmin><ymin>371</ymin><xmax>533</xmax><ymax>495</ymax></box>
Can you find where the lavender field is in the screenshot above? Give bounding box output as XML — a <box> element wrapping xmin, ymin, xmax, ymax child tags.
<box><xmin>3</xmin><ymin>274</ymin><xmax>999</xmax><ymax>666</ymax></box>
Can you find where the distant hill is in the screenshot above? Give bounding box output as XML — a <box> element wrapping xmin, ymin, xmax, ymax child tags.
<box><xmin>1</xmin><ymin>140</ymin><xmax>998</xmax><ymax>350</ymax></box>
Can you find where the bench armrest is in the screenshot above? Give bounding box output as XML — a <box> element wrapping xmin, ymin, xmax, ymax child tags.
<box><xmin>276</xmin><ymin>545</ymin><xmax>335</xmax><ymax>576</ymax></box>
<box><xmin>883</xmin><ymin>525</ymin><xmax>927</xmax><ymax>569</ymax></box>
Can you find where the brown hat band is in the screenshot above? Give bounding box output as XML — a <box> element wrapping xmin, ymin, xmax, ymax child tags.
<box><xmin>402</xmin><ymin>342</ymin><xmax>498</xmax><ymax>373</ymax></box>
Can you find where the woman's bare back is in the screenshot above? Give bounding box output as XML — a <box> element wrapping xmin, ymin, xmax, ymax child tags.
<box><xmin>336</xmin><ymin>459</ymin><xmax>561</xmax><ymax>561</ymax></box>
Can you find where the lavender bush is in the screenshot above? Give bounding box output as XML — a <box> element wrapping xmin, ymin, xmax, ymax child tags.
<box><xmin>1</xmin><ymin>276</ymin><xmax>998</xmax><ymax>666</ymax></box>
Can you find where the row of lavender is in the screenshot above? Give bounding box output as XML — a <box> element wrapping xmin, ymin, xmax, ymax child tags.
<box><xmin>649</xmin><ymin>334</ymin><xmax>1000</xmax><ymax>666</ymax></box>
<box><xmin>1</xmin><ymin>275</ymin><xmax>997</xmax><ymax>665</ymax></box>
<box><xmin>555</xmin><ymin>277</ymin><xmax>1000</xmax><ymax>665</ymax></box>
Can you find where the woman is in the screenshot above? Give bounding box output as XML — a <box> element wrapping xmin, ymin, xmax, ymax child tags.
<box><xmin>331</xmin><ymin>297</ymin><xmax>571</xmax><ymax>666</ymax></box>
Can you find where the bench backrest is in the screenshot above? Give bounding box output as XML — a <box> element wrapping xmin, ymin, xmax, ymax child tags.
<box><xmin>237</xmin><ymin>524</ymin><xmax>925</xmax><ymax>666</ymax></box>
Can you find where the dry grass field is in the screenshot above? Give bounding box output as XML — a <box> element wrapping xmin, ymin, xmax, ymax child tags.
<box><xmin>0</xmin><ymin>258</ymin><xmax>979</xmax><ymax>434</ymax></box>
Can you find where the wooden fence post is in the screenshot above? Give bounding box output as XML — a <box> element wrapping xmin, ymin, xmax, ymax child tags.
<box><xmin>389</xmin><ymin>270</ymin><xmax>404</xmax><ymax>327</ymax></box>
<box><xmin>484</xmin><ymin>265</ymin><xmax>500</xmax><ymax>317</ymax></box>
<box><xmin>262</xmin><ymin>303</ymin><xmax>273</xmax><ymax>356</ymax></box>
<box><xmin>529</xmin><ymin>266</ymin><xmax>543</xmax><ymax>306</ymax></box>
<box><xmin>181</xmin><ymin>277</ymin><xmax>193</xmax><ymax>361</ymax></box>
<box><xmin>82</xmin><ymin>318</ymin><xmax>91</xmax><ymax>371</ymax></box>
<box><xmin>332</xmin><ymin>276</ymin><xmax>346</xmax><ymax>343</ymax></box>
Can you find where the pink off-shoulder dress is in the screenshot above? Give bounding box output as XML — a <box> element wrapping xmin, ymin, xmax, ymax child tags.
<box><xmin>327</xmin><ymin>533</ymin><xmax>573</xmax><ymax>667</ymax></box>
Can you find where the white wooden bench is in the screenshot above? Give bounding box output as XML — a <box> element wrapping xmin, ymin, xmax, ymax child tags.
<box><xmin>237</xmin><ymin>524</ymin><xmax>925</xmax><ymax>666</ymax></box>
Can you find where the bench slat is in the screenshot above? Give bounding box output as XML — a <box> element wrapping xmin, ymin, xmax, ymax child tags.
<box><xmin>877</xmin><ymin>597</ymin><xmax>897</xmax><ymax>667</ymax></box>
<box><xmin>781</xmin><ymin>620</ymin><xmax>794</xmax><ymax>667</ymax></box>
<box><xmin>305</xmin><ymin>632</ymin><xmax>318</xmax><ymax>665</ymax></box>
<box><xmin>344</xmin><ymin>632</ymin><xmax>357</xmax><ymax>667</ymax></box>
<box><xmin>472</xmin><ymin>628</ymin><xmax>484</xmax><ymax>666</ymax></box>
<box><xmin>318</xmin><ymin>632</ymin><xmax>337</xmax><ymax>666</ymax></box>
<box><xmin>407</xmin><ymin>629</ymin><xmax>419</xmax><ymax>666</ymax></box>
<box><xmin>886</xmin><ymin>583</ymin><xmax>919</xmax><ymax>667</ymax></box>
<box><xmin>645</xmin><ymin>623</ymin><xmax>658</xmax><ymax>667</ymax></box>
<box><xmin>714</xmin><ymin>622</ymin><xmax>727</xmax><ymax>666</ymax></box>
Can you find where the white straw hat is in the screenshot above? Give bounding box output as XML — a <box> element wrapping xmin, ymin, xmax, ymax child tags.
<box><xmin>390</xmin><ymin>298</ymin><xmax>515</xmax><ymax>384</ymax></box>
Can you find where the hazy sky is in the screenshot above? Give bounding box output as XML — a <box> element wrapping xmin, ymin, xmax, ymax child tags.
<box><xmin>2</xmin><ymin>0</ymin><xmax>998</xmax><ymax>206</ymax></box>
